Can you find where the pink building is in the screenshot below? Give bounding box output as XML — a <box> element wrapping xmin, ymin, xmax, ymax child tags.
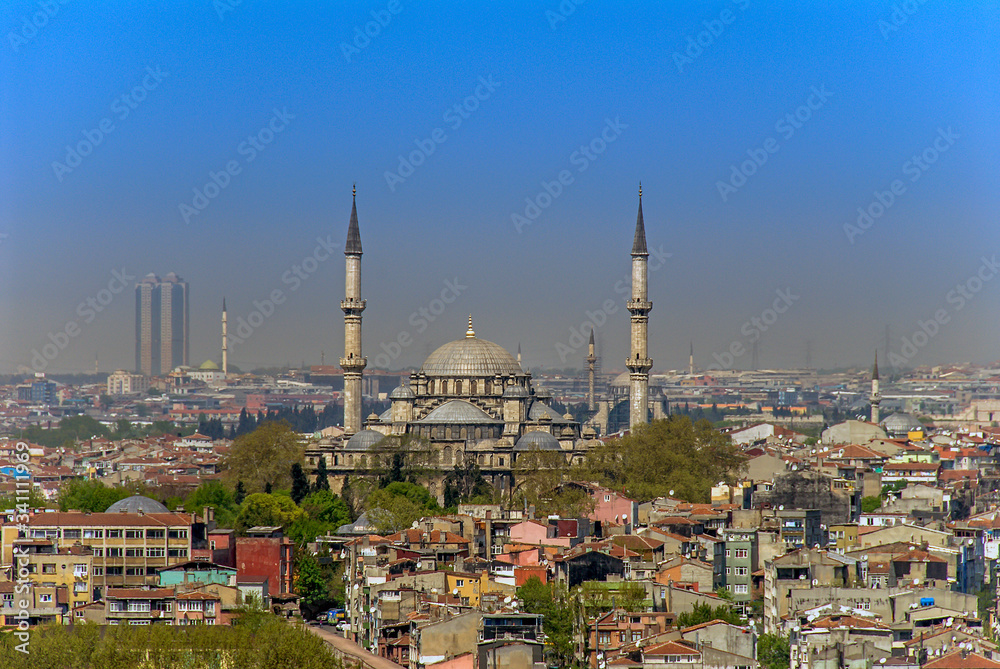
<box><xmin>568</xmin><ymin>483</ymin><xmax>638</xmax><ymax>529</ymax></box>
<box><xmin>508</xmin><ymin>520</ymin><xmax>571</xmax><ymax>548</ymax></box>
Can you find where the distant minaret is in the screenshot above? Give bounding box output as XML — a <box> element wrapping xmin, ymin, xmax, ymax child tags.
<box><xmin>587</xmin><ymin>329</ymin><xmax>597</xmax><ymax>412</ymax></box>
<box><xmin>222</xmin><ymin>298</ymin><xmax>228</xmax><ymax>377</ymax></box>
<box><xmin>517</xmin><ymin>343</ymin><xmax>522</xmax><ymax>366</ymax></box>
<box><xmin>341</xmin><ymin>186</ymin><xmax>367</xmax><ymax>437</ymax></box>
<box><xmin>870</xmin><ymin>351</ymin><xmax>882</xmax><ymax>424</ymax></box>
<box><xmin>688</xmin><ymin>341</ymin><xmax>694</xmax><ymax>376</ymax></box>
<box><xmin>94</xmin><ymin>353</ymin><xmax>99</xmax><ymax>375</ymax></box>
<box><xmin>627</xmin><ymin>184</ymin><xmax>653</xmax><ymax>428</ymax></box>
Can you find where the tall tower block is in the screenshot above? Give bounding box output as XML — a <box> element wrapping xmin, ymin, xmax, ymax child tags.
<box><xmin>586</xmin><ymin>329</ymin><xmax>597</xmax><ymax>412</ymax></box>
<box><xmin>870</xmin><ymin>351</ymin><xmax>881</xmax><ymax>425</ymax></box>
<box><xmin>627</xmin><ymin>185</ymin><xmax>653</xmax><ymax>428</ymax></box>
<box><xmin>340</xmin><ymin>187</ymin><xmax>367</xmax><ymax>436</ymax></box>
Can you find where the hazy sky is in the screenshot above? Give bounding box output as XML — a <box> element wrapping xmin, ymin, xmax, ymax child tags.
<box><xmin>2</xmin><ymin>1</ymin><xmax>998</xmax><ymax>376</ymax></box>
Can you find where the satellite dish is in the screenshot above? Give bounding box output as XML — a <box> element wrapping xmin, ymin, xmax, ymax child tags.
<box><xmin>669</xmin><ymin>490</ymin><xmax>675</xmax><ymax>496</ymax></box>
<box><xmin>452</xmin><ymin>589</ymin><xmax>459</xmax><ymax>596</ymax></box>
<box><xmin>779</xmin><ymin>505</ymin><xmax>785</xmax><ymax>511</ymax></box>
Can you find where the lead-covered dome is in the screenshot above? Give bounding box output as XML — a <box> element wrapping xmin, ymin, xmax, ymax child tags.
<box><xmin>345</xmin><ymin>429</ymin><xmax>386</xmax><ymax>451</ymax></box>
<box><xmin>420</xmin><ymin>320</ymin><xmax>522</xmax><ymax>377</ymax></box>
<box><xmin>106</xmin><ymin>495</ymin><xmax>169</xmax><ymax>514</ymax></box>
<box><xmin>514</xmin><ymin>431</ymin><xmax>562</xmax><ymax>451</ymax></box>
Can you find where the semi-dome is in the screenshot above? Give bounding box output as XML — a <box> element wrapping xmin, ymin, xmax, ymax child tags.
<box><xmin>106</xmin><ymin>495</ymin><xmax>169</xmax><ymax>514</ymax></box>
<box><xmin>881</xmin><ymin>412</ymin><xmax>923</xmax><ymax>435</ymax></box>
<box><xmin>389</xmin><ymin>384</ymin><xmax>416</xmax><ymax>400</ymax></box>
<box><xmin>502</xmin><ymin>385</ymin><xmax>530</xmax><ymax>398</ymax></box>
<box><xmin>514</xmin><ymin>431</ymin><xmax>561</xmax><ymax>451</ymax></box>
<box><xmin>345</xmin><ymin>429</ymin><xmax>386</xmax><ymax>451</ymax></box>
<box><xmin>420</xmin><ymin>319</ymin><xmax>522</xmax><ymax>377</ymax></box>
<box><xmin>416</xmin><ymin>400</ymin><xmax>503</xmax><ymax>424</ymax></box>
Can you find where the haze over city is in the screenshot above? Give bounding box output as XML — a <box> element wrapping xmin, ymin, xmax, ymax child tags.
<box><xmin>2</xmin><ymin>1</ymin><xmax>998</xmax><ymax>374</ymax></box>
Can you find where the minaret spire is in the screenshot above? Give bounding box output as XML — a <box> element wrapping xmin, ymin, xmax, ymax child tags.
<box><xmin>689</xmin><ymin>341</ymin><xmax>694</xmax><ymax>376</ymax></box>
<box><xmin>587</xmin><ymin>329</ymin><xmax>597</xmax><ymax>412</ymax></box>
<box><xmin>627</xmin><ymin>184</ymin><xmax>653</xmax><ymax>427</ymax></box>
<box><xmin>341</xmin><ymin>186</ymin><xmax>367</xmax><ymax>436</ymax></box>
<box><xmin>222</xmin><ymin>298</ymin><xmax>228</xmax><ymax>377</ymax></box>
<box><xmin>870</xmin><ymin>350</ymin><xmax>881</xmax><ymax>424</ymax></box>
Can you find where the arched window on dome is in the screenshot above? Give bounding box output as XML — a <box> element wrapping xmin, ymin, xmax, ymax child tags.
<box><xmin>460</xmin><ymin>427</ymin><xmax>467</xmax><ymax>439</ymax></box>
<box><xmin>474</xmin><ymin>427</ymin><xmax>482</xmax><ymax>439</ymax></box>
<box><xmin>456</xmin><ymin>380</ymin><xmax>463</xmax><ymax>394</ymax></box>
<box><xmin>470</xmin><ymin>380</ymin><xmax>477</xmax><ymax>394</ymax></box>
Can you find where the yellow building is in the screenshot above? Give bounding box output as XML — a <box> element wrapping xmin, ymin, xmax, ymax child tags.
<box><xmin>446</xmin><ymin>571</ymin><xmax>505</xmax><ymax>608</ymax></box>
<box><xmin>5</xmin><ymin>498</ymin><xmax>199</xmax><ymax>596</ymax></box>
<box><xmin>16</xmin><ymin>539</ymin><xmax>94</xmax><ymax>611</ymax></box>
<box><xmin>828</xmin><ymin>523</ymin><xmax>859</xmax><ymax>551</ymax></box>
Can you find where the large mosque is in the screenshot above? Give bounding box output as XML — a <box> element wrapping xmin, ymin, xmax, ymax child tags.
<box><xmin>306</xmin><ymin>188</ymin><xmax>659</xmax><ymax>496</ymax></box>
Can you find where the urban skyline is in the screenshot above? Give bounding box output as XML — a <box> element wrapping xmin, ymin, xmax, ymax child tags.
<box><xmin>2</xmin><ymin>2</ymin><xmax>997</xmax><ymax>375</ymax></box>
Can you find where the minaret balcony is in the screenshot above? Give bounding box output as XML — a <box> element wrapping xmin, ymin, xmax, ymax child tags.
<box><xmin>341</xmin><ymin>298</ymin><xmax>367</xmax><ymax>313</ymax></box>
<box><xmin>625</xmin><ymin>357</ymin><xmax>653</xmax><ymax>373</ymax></box>
<box><xmin>340</xmin><ymin>356</ymin><xmax>367</xmax><ymax>372</ymax></box>
<box><xmin>626</xmin><ymin>299</ymin><xmax>652</xmax><ymax>313</ymax></box>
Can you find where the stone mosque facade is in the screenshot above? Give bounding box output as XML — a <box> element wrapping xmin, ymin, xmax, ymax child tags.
<box><xmin>307</xmin><ymin>189</ymin><xmax>657</xmax><ymax>497</ymax></box>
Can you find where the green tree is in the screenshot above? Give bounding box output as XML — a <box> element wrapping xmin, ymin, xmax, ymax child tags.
<box><xmin>314</xmin><ymin>457</ymin><xmax>330</xmax><ymax>492</ymax></box>
<box><xmin>676</xmin><ymin>601</ymin><xmax>742</xmax><ymax>628</ymax></box>
<box><xmin>365</xmin><ymin>482</ymin><xmax>440</xmax><ymax>534</ymax></box>
<box><xmin>300</xmin><ymin>489</ymin><xmax>352</xmax><ymax>528</ymax></box>
<box><xmin>185</xmin><ymin>480</ymin><xmax>239</xmax><ymax>528</ymax></box>
<box><xmin>234</xmin><ymin>480</ymin><xmax>247</xmax><ymax>505</ymax></box>
<box><xmin>291</xmin><ymin>463</ymin><xmax>310</xmax><ymax>504</ymax></box>
<box><xmin>58</xmin><ymin>479</ymin><xmax>138</xmax><ymax>512</ymax></box>
<box><xmin>516</xmin><ymin>577</ymin><xmax>575</xmax><ymax>667</ymax></box>
<box><xmin>579</xmin><ymin>416</ymin><xmax>746</xmax><ymax>502</ymax></box>
<box><xmin>295</xmin><ymin>552</ymin><xmax>329</xmax><ymax>613</ymax></box>
<box><xmin>235</xmin><ymin>493</ymin><xmax>305</xmax><ymax>534</ymax></box>
<box><xmin>861</xmin><ymin>495</ymin><xmax>882</xmax><ymax>513</ymax></box>
<box><xmin>757</xmin><ymin>633</ymin><xmax>791</xmax><ymax>669</ymax></box>
<box><xmin>224</xmin><ymin>421</ymin><xmax>305</xmax><ymax>493</ymax></box>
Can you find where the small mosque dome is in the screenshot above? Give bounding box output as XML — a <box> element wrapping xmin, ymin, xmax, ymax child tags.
<box><xmin>389</xmin><ymin>384</ymin><xmax>416</xmax><ymax>400</ymax></box>
<box><xmin>106</xmin><ymin>495</ymin><xmax>169</xmax><ymax>514</ymax></box>
<box><xmin>514</xmin><ymin>431</ymin><xmax>561</xmax><ymax>451</ymax></box>
<box><xmin>345</xmin><ymin>429</ymin><xmax>385</xmax><ymax>451</ymax></box>
<box><xmin>199</xmin><ymin>360</ymin><xmax>219</xmax><ymax>370</ymax></box>
<box><xmin>502</xmin><ymin>385</ymin><xmax>530</xmax><ymax>399</ymax></box>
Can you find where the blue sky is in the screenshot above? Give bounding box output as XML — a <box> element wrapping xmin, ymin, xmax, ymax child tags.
<box><xmin>1</xmin><ymin>1</ymin><xmax>998</xmax><ymax>374</ymax></box>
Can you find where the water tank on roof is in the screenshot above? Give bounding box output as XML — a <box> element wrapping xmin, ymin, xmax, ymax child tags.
<box><xmin>920</xmin><ymin>597</ymin><xmax>934</xmax><ymax>607</ymax></box>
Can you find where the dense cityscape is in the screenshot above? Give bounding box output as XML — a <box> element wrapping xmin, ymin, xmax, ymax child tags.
<box><xmin>3</xmin><ymin>2</ymin><xmax>996</xmax><ymax>668</ymax></box>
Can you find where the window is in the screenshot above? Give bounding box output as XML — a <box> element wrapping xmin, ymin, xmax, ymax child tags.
<box><xmin>147</xmin><ymin>548</ymin><xmax>165</xmax><ymax>558</ymax></box>
<box><xmin>168</xmin><ymin>529</ymin><xmax>188</xmax><ymax>540</ymax></box>
<box><xmin>42</xmin><ymin>564</ymin><xmax>56</xmax><ymax>574</ymax></box>
<box><xmin>455</xmin><ymin>580</ymin><xmax>464</xmax><ymax>587</ymax></box>
<box><xmin>93</xmin><ymin>567</ymin><xmax>104</xmax><ymax>576</ymax></box>
<box><xmin>63</xmin><ymin>529</ymin><xmax>82</xmax><ymax>539</ymax></box>
<box><xmin>126</xmin><ymin>567</ymin><xmax>143</xmax><ymax>576</ymax></box>
<box><xmin>205</xmin><ymin>618</ymin><xmax>215</xmax><ymax>625</ymax></box>
<box><xmin>127</xmin><ymin>600</ymin><xmax>151</xmax><ymax>612</ymax></box>
<box><xmin>599</xmin><ymin>632</ymin><xmax>611</xmax><ymax>644</ymax></box>
<box><xmin>106</xmin><ymin>567</ymin><xmax>123</xmax><ymax>576</ymax></box>
<box><xmin>146</xmin><ymin>529</ymin><xmax>165</xmax><ymax>539</ymax></box>
<box><xmin>108</xmin><ymin>548</ymin><xmax>123</xmax><ymax>558</ymax></box>
<box><xmin>125</xmin><ymin>548</ymin><xmax>143</xmax><ymax>557</ymax></box>
<box><xmin>109</xmin><ymin>601</ymin><xmax>125</xmax><ymax>612</ymax></box>
<box><xmin>210</xmin><ymin>540</ymin><xmax>216</xmax><ymax>550</ymax></box>
<box><xmin>734</xmin><ymin>567</ymin><xmax>749</xmax><ymax>576</ymax></box>
<box><xmin>726</xmin><ymin>567</ymin><xmax>731</xmax><ymax>575</ymax></box>
<box><xmin>125</xmin><ymin>530</ymin><xmax>142</xmax><ymax>539</ymax></box>
<box><xmin>83</xmin><ymin>529</ymin><xmax>103</xmax><ymax>539</ymax></box>
<box><xmin>38</xmin><ymin>593</ymin><xmax>53</xmax><ymax>603</ymax></box>
<box><xmin>73</xmin><ymin>564</ymin><xmax>87</xmax><ymax>577</ymax></box>
<box><xmin>725</xmin><ymin>549</ymin><xmax>731</xmax><ymax>558</ymax></box>
<box><xmin>605</xmin><ymin>495</ymin><xmax>611</xmax><ymax>502</ymax></box>
<box><xmin>75</xmin><ymin>610</ymin><xmax>84</xmax><ymax>618</ymax></box>
<box><xmin>734</xmin><ymin>584</ymin><xmax>748</xmax><ymax>594</ymax></box>
<box><xmin>92</xmin><ymin>548</ymin><xmax>104</xmax><ymax>557</ymax></box>
<box><xmin>107</xmin><ymin>530</ymin><xmax>122</xmax><ymax>538</ymax></box>
<box><xmin>205</xmin><ymin>601</ymin><xmax>216</xmax><ymax>615</ymax></box>
<box><xmin>168</xmin><ymin>548</ymin><xmax>188</xmax><ymax>558</ymax></box>
<box><xmin>734</xmin><ymin>549</ymin><xmax>749</xmax><ymax>559</ymax></box>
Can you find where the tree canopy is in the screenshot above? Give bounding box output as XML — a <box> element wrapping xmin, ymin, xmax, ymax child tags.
<box><xmin>58</xmin><ymin>479</ymin><xmax>144</xmax><ymax>513</ymax></box>
<box><xmin>578</xmin><ymin>416</ymin><xmax>746</xmax><ymax>502</ymax></box>
<box><xmin>234</xmin><ymin>493</ymin><xmax>305</xmax><ymax>534</ymax></box>
<box><xmin>224</xmin><ymin>421</ymin><xmax>304</xmax><ymax>493</ymax></box>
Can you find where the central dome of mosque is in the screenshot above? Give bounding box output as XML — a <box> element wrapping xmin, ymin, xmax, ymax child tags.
<box><xmin>419</xmin><ymin>318</ymin><xmax>523</xmax><ymax>377</ymax></box>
